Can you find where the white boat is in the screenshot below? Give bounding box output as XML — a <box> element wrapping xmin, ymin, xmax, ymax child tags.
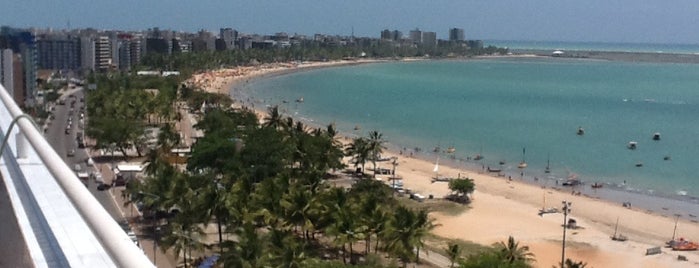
<box><xmin>577</xmin><ymin>127</ymin><xmax>585</xmax><ymax>136</ymax></box>
<box><xmin>627</xmin><ymin>141</ymin><xmax>637</xmax><ymax>150</ymax></box>
<box><xmin>652</xmin><ymin>132</ymin><xmax>661</xmax><ymax>141</ymax></box>
<box><xmin>518</xmin><ymin>147</ymin><xmax>527</xmax><ymax>169</ymax></box>
<box><xmin>446</xmin><ymin>146</ymin><xmax>456</xmax><ymax>154</ymax></box>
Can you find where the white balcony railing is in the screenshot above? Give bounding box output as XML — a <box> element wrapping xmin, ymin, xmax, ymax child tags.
<box><xmin>0</xmin><ymin>84</ymin><xmax>154</xmax><ymax>268</ymax></box>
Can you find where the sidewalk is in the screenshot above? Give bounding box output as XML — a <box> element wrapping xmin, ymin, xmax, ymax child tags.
<box><xmin>88</xmin><ymin>147</ymin><xmax>178</xmax><ymax>268</ymax></box>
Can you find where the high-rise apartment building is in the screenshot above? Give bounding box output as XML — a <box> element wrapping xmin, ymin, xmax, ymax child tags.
<box><xmin>220</xmin><ymin>28</ymin><xmax>237</xmax><ymax>49</ymax></box>
<box><xmin>422</xmin><ymin>32</ymin><xmax>437</xmax><ymax>47</ymax></box>
<box><xmin>80</xmin><ymin>37</ymin><xmax>95</xmax><ymax>72</ymax></box>
<box><xmin>409</xmin><ymin>28</ymin><xmax>422</xmax><ymax>44</ymax></box>
<box><xmin>95</xmin><ymin>36</ymin><xmax>111</xmax><ymax>71</ymax></box>
<box><xmin>0</xmin><ymin>49</ymin><xmax>13</xmax><ymax>94</ymax></box>
<box><xmin>36</xmin><ymin>35</ymin><xmax>81</xmax><ymax>70</ymax></box>
<box><xmin>449</xmin><ymin>28</ymin><xmax>465</xmax><ymax>41</ymax></box>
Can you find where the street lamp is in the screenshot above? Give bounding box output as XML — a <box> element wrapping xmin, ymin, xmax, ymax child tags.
<box><xmin>561</xmin><ymin>201</ymin><xmax>572</xmax><ymax>267</ymax></box>
<box><xmin>154</xmin><ymin>226</ymin><xmax>160</xmax><ymax>266</ymax></box>
<box><xmin>390</xmin><ymin>157</ymin><xmax>399</xmax><ymax>195</ymax></box>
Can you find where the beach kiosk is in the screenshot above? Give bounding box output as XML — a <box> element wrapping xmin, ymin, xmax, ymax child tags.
<box><xmin>115</xmin><ymin>163</ymin><xmax>145</xmax><ymax>185</ymax></box>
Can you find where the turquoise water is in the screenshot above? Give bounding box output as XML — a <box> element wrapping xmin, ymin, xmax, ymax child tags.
<box><xmin>238</xmin><ymin>58</ymin><xmax>699</xmax><ymax>200</ymax></box>
<box><xmin>487</xmin><ymin>40</ymin><xmax>699</xmax><ymax>54</ymax></box>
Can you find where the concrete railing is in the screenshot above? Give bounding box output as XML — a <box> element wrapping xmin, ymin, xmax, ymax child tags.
<box><xmin>0</xmin><ymin>84</ymin><xmax>155</xmax><ymax>268</ymax></box>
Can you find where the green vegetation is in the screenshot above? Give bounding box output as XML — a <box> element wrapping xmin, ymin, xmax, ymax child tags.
<box><xmin>83</xmin><ymin>45</ymin><xmax>560</xmax><ymax>267</ymax></box>
<box><xmin>137</xmin><ymin>42</ymin><xmax>508</xmax><ymax>74</ymax></box>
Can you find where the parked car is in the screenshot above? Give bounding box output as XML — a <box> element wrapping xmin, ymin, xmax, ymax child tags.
<box><xmin>67</xmin><ymin>149</ymin><xmax>75</xmax><ymax>157</ymax></box>
<box><xmin>96</xmin><ymin>183</ymin><xmax>110</xmax><ymax>191</ymax></box>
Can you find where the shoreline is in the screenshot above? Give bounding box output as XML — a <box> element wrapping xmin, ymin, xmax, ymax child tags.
<box><xmin>224</xmin><ymin>57</ymin><xmax>699</xmax><ymax>210</ymax></box>
<box><xmin>195</xmin><ymin>58</ymin><xmax>699</xmax><ymax>267</ymax></box>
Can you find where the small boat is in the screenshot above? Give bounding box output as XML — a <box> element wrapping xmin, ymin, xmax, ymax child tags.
<box><xmin>635</xmin><ymin>162</ymin><xmax>643</xmax><ymax>167</ymax></box>
<box><xmin>538</xmin><ymin>192</ymin><xmax>559</xmax><ymax>216</ymax></box>
<box><xmin>627</xmin><ymin>141</ymin><xmax>637</xmax><ymax>150</ymax></box>
<box><xmin>664</xmin><ymin>155</ymin><xmax>671</xmax><ymax>161</ymax></box>
<box><xmin>487</xmin><ymin>166</ymin><xmax>502</xmax><ymax>173</ymax></box>
<box><xmin>518</xmin><ymin>147</ymin><xmax>527</xmax><ymax>169</ymax></box>
<box><xmin>672</xmin><ymin>238</ymin><xmax>699</xmax><ymax>251</ymax></box>
<box><xmin>353</xmin><ymin>125</ymin><xmax>360</xmax><ymax>130</ymax></box>
<box><xmin>591</xmin><ymin>182</ymin><xmax>603</xmax><ymax>189</ymax></box>
<box><xmin>652</xmin><ymin>132</ymin><xmax>661</xmax><ymax>141</ymax></box>
<box><xmin>577</xmin><ymin>127</ymin><xmax>585</xmax><ymax>136</ymax></box>
<box><xmin>433</xmin><ymin>146</ymin><xmax>441</xmax><ymax>153</ymax></box>
<box><xmin>499</xmin><ymin>160</ymin><xmax>506</xmax><ymax>165</ymax></box>
<box><xmin>610</xmin><ymin>217</ymin><xmax>628</xmax><ymax>241</ymax></box>
<box><xmin>562</xmin><ymin>179</ymin><xmax>581</xmax><ymax>186</ymax></box>
<box><xmin>473</xmin><ymin>146</ymin><xmax>484</xmax><ymax>160</ymax></box>
<box><xmin>295</xmin><ymin>97</ymin><xmax>304</xmax><ymax>103</ymax></box>
<box><xmin>544</xmin><ymin>153</ymin><xmax>551</xmax><ymax>174</ymax></box>
<box><xmin>446</xmin><ymin>146</ymin><xmax>456</xmax><ymax>154</ymax></box>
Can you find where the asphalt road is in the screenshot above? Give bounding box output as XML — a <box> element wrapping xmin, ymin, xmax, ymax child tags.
<box><xmin>45</xmin><ymin>88</ymin><xmax>126</xmax><ymax>224</ymax></box>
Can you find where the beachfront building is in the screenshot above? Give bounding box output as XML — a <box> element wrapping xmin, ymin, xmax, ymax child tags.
<box><xmin>409</xmin><ymin>28</ymin><xmax>422</xmax><ymax>44</ymax></box>
<box><xmin>36</xmin><ymin>34</ymin><xmax>81</xmax><ymax>70</ymax></box>
<box><xmin>422</xmin><ymin>31</ymin><xmax>437</xmax><ymax>47</ymax></box>
<box><xmin>220</xmin><ymin>27</ymin><xmax>238</xmax><ymax>50</ymax></box>
<box><xmin>449</xmin><ymin>28</ymin><xmax>465</xmax><ymax>41</ymax></box>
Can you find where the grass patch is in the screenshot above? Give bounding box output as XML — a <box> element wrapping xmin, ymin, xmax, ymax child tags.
<box><xmin>424</xmin><ymin>235</ymin><xmax>493</xmax><ymax>259</ymax></box>
<box><xmin>398</xmin><ymin>197</ymin><xmax>470</xmax><ymax>216</ymax></box>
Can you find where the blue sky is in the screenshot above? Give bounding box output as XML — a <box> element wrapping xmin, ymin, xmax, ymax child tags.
<box><xmin>3</xmin><ymin>0</ymin><xmax>699</xmax><ymax>44</ymax></box>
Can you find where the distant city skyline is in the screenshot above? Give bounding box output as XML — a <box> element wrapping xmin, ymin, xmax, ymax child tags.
<box><xmin>3</xmin><ymin>0</ymin><xmax>699</xmax><ymax>44</ymax></box>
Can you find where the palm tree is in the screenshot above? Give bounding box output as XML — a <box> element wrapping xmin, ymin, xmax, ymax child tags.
<box><xmin>325</xmin><ymin>200</ymin><xmax>365</xmax><ymax>264</ymax></box>
<box><xmin>495</xmin><ymin>236</ymin><xmax>535</xmax><ymax>265</ymax></box>
<box><xmin>345</xmin><ymin>137</ymin><xmax>370</xmax><ymax>176</ymax></box>
<box><xmin>266</xmin><ymin>228</ymin><xmax>307</xmax><ymax>268</ymax></box>
<box><xmin>159</xmin><ymin>221</ymin><xmax>204</xmax><ymax>268</ymax></box>
<box><xmin>281</xmin><ymin>184</ymin><xmax>315</xmax><ymax>241</ymax></box>
<box><xmin>221</xmin><ymin>220</ymin><xmax>264</xmax><ymax>268</ymax></box>
<box><xmin>367</xmin><ymin>130</ymin><xmax>386</xmax><ymax>178</ymax></box>
<box><xmin>412</xmin><ymin>209</ymin><xmax>436</xmax><ymax>263</ymax></box>
<box><xmin>264</xmin><ymin>105</ymin><xmax>285</xmax><ymax>129</ymax></box>
<box><xmin>561</xmin><ymin>258</ymin><xmax>588</xmax><ymax>268</ymax></box>
<box><xmin>195</xmin><ymin>176</ymin><xmax>234</xmax><ymax>256</ymax></box>
<box><xmin>445</xmin><ymin>242</ymin><xmax>463</xmax><ymax>268</ymax></box>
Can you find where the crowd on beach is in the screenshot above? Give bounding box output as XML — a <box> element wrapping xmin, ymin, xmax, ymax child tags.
<box><xmin>189</xmin><ymin>59</ymin><xmax>699</xmax><ymax>267</ymax></box>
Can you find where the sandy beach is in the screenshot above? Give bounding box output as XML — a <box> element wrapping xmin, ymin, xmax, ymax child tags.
<box><xmin>191</xmin><ymin>59</ymin><xmax>699</xmax><ymax>268</ymax></box>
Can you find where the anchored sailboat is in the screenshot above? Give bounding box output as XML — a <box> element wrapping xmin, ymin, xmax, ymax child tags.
<box><xmin>433</xmin><ymin>157</ymin><xmax>440</xmax><ymax>179</ymax></box>
<box><xmin>610</xmin><ymin>217</ymin><xmax>628</xmax><ymax>241</ymax></box>
<box><xmin>538</xmin><ymin>191</ymin><xmax>558</xmax><ymax>216</ymax></box>
<box><xmin>473</xmin><ymin>145</ymin><xmax>483</xmax><ymax>160</ymax></box>
<box><xmin>518</xmin><ymin>147</ymin><xmax>527</xmax><ymax>169</ymax></box>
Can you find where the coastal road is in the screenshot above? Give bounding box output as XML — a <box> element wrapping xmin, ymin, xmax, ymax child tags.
<box><xmin>45</xmin><ymin>88</ymin><xmax>177</xmax><ymax>268</ymax></box>
<box><xmin>45</xmin><ymin>88</ymin><xmax>122</xmax><ymax>219</ymax></box>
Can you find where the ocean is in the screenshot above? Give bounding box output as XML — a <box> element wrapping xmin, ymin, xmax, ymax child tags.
<box><xmin>234</xmin><ymin>54</ymin><xmax>699</xmax><ymax>214</ymax></box>
<box><xmin>487</xmin><ymin>40</ymin><xmax>699</xmax><ymax>55</ymax></box>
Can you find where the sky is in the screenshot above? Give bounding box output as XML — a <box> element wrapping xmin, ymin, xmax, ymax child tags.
<box><xmin>3</xmin><ymin>0</ymin><xmax>699</xmax><ymax>44</ymax></box>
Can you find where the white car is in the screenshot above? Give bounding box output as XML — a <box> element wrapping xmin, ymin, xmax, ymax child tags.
<box><xmin>94</xmin><ymin>173</ymin><xmax>104</xmax><ymax>184</ymax></box>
